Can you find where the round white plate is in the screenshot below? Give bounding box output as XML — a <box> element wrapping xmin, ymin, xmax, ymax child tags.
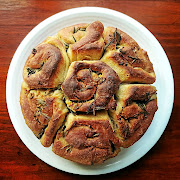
<box><xmin>6</xmin><ymin>7</ymin><xmax>174</xmax><ymax>175</ymax></box>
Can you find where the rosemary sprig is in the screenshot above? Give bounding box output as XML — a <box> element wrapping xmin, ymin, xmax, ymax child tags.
<box><xmin>60</xmin><ymin>145</ymin><xmax>73</xmax><ymax>153</ymax></box>
<box><xmin>72</xmin><ymin>35</ymin><xmax>76</xmax><ymax>42</ymax></box>
<box><xmin>64</xmin><ymin>42</ymin><xmax>69</xmax><ymax>51</ymax></box>
<box><xmin>80</xmin><ymin>28</ymin><xmax>86</xmax><ymax>31</ymax></box>
<box><xmin>114</xmin><ymin>28</ymin><xmax>121</xmax><ymax>44</ymax></box>
<box><xmin>101</xmin><ymin>28</ymin><xmax>121</xmax><ymax>57</ymax></box>
<box><xmin>137</xmin><ymin>101</ymin><xmax>149</xmax><ymax>115</ymax></box>
<box><xmin>32</xmin><ymin>48</ymin><xmax>37</xmax><ymax>55</ymax></box>
<box><xmin>27</xmin><ymin>68</ymin><xmax>36</xmax><ymax>76</ymax></box>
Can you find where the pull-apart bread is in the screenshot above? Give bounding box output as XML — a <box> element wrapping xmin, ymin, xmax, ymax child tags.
<box><xmin>20</xmin><ymin>21</ymin><xmax>158</xmax><ymax>165</ymax></box>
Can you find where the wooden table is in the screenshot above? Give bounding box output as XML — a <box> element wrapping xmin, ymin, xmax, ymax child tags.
<box><xmin>1</xmin><ymin>0</ymin><xmax>179</xmax><ymax>179</ymax></box>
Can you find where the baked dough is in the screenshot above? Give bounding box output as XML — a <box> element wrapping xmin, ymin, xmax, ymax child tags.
<box><xmin>58</xmin><ymin>21</ymin><xmax>104</xmax><ymax>62</ymax></box>
<box><xmin>23</xmin><ymin>36</ymin><xmax>69</xmax><ymax>88</ymax></box>
<box><xmin>53</xmin><ymin>111</ymin><xmax>120</xmax><ymax>165</ymax></box>
<box><xmin>20</xmin><ymin>21</ymin><xmax>158</xmax><ymax>165</ymax></box>
<box><xmin>101</xmin><ymin>27</ymin><xmax>156</xmax><ymax>83</ymax></box>
<box><xmin>20</xmin><ymin>82</ymin><xmax>68</xmax><ymax>147</ymax></box>
<box><xmin>62</xmin><ymin>60</ymin><xmax>120</xmax><ymax>113</ymax></box>
<box><xmin>109</xmin><ymin>84</ymin><xmax>158</xmax><ymax>148</ymax></box>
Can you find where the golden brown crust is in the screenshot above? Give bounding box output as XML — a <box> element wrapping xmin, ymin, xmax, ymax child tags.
<box><xmin>20</xmin><ymin>82</ymin><xmax>45</xmax><ymax>137</ymax></box>
<box><xmin>62</xmin><ymin>61</ymin><xmax>120</xmax><ymax>113</ymax></box>
<box><xmin>20</xmin><ymin>21</ymin><xmax>158</xmax><ymax>165</ymax></box>
<box><xmin>109</xmin><ymin>84</ymin><xmax>158</xmax><ymax>148</ymax></box>
<box><xmin>101</xmin><ymin>27</ymin><xmax>156</xmax><ymax>83</ymax></box>
<box><xmin>23</xmin><ymin>36</ymin><xmax>69</xmax><ymax>88</ymax></box>
<box><xmin>58</xmin><ymin>21</ymin><xmax>105</xmax><ymax>62</ymax></box>
<box><xmin>20</xmin><ymin>82</ymin><xmax>68</xmax><ymax>147</ymax></box>
<box><xmin>53</xmin><ymin>111</ymin><xmax>120</xmax><ymax>165</ymax></box>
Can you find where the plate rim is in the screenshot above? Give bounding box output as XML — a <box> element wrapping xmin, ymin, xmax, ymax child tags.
<box><xmin>6</xmin><ymin>7</ymin><xmax>174</xmax><ymax>175</ymax></box>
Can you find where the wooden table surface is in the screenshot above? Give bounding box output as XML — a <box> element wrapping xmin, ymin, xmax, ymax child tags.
<box><xmin>0</xmin><ymin>0</ymin><xmax>180</xmax><ymax>179</ymax></box>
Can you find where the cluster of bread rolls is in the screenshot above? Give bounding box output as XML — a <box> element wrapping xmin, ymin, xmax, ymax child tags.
<box><xmin>20</xmin><ymin>21</ymin><xmax>157</xmax><ymax>165</ymax></box>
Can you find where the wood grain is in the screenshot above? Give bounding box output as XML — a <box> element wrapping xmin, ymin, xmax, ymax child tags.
<box><xmin>0</xmin><ymin>0</ymin><xmax>180</xmax><ymax>179</ymax></box>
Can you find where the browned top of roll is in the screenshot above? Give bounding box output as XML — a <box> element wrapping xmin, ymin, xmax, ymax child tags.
<box><xmin>20</xmin><ymin>82</ymin><xmax>68</xmax><ymax>147</ymax></box>
<box><xmin>62</xmin><ymin>61</ymin><xmax>120</xmax><ymax>112</ymax></box>
<box><xmin>58</xmin><ymin>21</ymin><xmax>105</xmax><ymax>62</ymax></box>
<box><xmin>23</xmin><ymin>43</ymin><xmax>61</xmax><ymax>88</ymax></box>
<box><xmin>53</xmin><ymin>111</ymin><xmax>120</xmax><ymax>165</ymax></box>
<box><xmin>71</xmin><ymin>21</ymin><xmax>104</xmax><ymax>51</ymax></box>
<box><xmin>101</xmin><ymin>27</ymin><xmax>156</xmax><ymax>84</ymax></box>
<box><xmin>109</xmin><ymin>84</ymin><xmax>158</xmax><ymax>148</ymax></box>
<box><xmin>23</xmin><ymin>35</ymin><xmax>70</xmax><ymax>89</ymax></box>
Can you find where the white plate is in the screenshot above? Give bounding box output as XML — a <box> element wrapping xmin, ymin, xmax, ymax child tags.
<box><xmin>6</xmin><ymin>7</ymin><xmax>174</xmax><ymax>175</ymax></box>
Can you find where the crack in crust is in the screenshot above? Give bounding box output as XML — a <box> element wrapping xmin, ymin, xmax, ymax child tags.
<box><xmin>62</xmin><ymin>61</ymin><xmax>120</xmax><ymax>113</ymax></box>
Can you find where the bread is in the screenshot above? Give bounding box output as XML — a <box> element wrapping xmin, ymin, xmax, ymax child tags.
<box><xmin>58</xmin><ymin>21</ymin><xmax>104</xmax><ymax>62</ymax></box>
<box><xmin>53</xmin><ymin>111</ymin><xmax>120</xmax><ymax>165</ymax></box>
<box><xmin>20</xmin><ymin>21</ymin><xmax>158</xmax><ymax>165</ymax></box>
<box><xmin>23</xmin><ymin>36</ymin><xmax>69</xmax><ymax>88</ymax></box>
<box><xmin>101</xmin><ymin>27</ymin><xmax>156</xmax><ymax>83</ymax></box>
<box><xmin>20</xmin><ymin>82</ymin><xmax>68</xmax><ymax>147</ymax></box>
<box><xmin>109</xmin><ymin>84</ymin><xmax>158</xmax><ymax>148</ymax></box>
<box><xmin>62</xmin><ymin>60</ymin><xmax>120</xmax><ymax>113</ymax></box>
